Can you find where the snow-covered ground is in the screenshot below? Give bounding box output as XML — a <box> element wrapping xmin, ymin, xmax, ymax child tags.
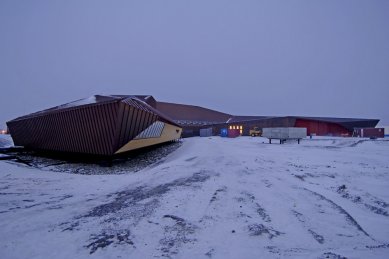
<box><xmin>0</xmin><ymin>136</ymin><xmax>389</xmax><ymax>259</ymax></box>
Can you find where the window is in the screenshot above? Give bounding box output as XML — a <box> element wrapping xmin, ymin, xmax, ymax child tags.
<box><xmin>134</xmin><ymin>121</ymin><xmax>165</xmax><ymax>139</ymax></box>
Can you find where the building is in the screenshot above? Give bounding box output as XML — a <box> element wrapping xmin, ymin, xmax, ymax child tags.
<box><xmin>6</xmin><ymin>95</ymin><xmax>182</xmax><ymax>156</ymax></box>
<box><xmin>6</xmin><ymin>95</ymin><xmax>380</xmax><ymax>156</ymax></box>
<box><xmin>156</xmin><ymin>101</ymin><xmax>379</xmax><ymax>137</ymax></box>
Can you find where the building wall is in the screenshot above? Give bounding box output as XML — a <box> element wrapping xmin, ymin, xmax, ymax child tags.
<box><xmin>218</xmin><ymin>117</ymin><xmax>295</xmax><ymax>136</ymax></box>
<box><xmin>181</xmin><ymin>118</ymin><xmax>364</xmax><ymax>138</ymax></box>
<box><xmin>295</xmin><ymin>119</ymin><xmax>350</xmax><ymax>136</ymax></box>
<box><xmin>7</xmin><ymin>97</ymin><xmax>179</xmax><ymax>156</ymax></box>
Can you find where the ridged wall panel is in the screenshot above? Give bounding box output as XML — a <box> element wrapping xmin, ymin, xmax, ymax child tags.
<box><xmin>8</xmin><ymin>102</ymin><xmax>121</xmax><ymax>155</ymax></box>
<box><xmin>7</xmin><ymin>96</ymin><xmax>182</xmax><ymax>156</ymax></box>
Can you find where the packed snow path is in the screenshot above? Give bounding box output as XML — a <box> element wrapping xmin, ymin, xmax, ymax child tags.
<box><xmin>0</xmin><ymin>137</ymin><xmax>389</xmax><ymax>258</ymax></box>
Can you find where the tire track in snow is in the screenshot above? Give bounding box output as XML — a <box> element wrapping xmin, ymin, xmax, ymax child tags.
<box><xmin>291</xmin><ymin>210</ymin><xmax>325</xmax><ymax>244</ymax></box>
<box><xmin>303</xmin><ymin>188</ymin><xmax>373</xmax><ymax>239</ymax></box>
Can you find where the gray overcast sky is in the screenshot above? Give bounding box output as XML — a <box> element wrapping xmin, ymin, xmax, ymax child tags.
<box><xmin>1</xmin><ymin>0</ymin><xmax>388</xmax><ymax>128</ymax></box>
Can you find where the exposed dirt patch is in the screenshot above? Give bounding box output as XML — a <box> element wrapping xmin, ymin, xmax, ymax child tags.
<box><xmin>248</xmin><ymin>224</ymin><xmax>284</xmax><ymax>239</ymax></box>
<box><xmin>210</xmin><ymin>186</ymin><xmax>227</xmax><ymax>203</ymax></box>
<box><xmin>160</xmin><ymin>215</ymin><xmax>197</xmax><ymax>257</ymax></box>
<box><xmin>86</xmin><ymin>230</ymin><xmax>134</xmax><ymax>254</ymax></box>
<box><xmin>319</xmin><ymin>252</ymin><xmax>347</xmax><ymax>259</ymax></box>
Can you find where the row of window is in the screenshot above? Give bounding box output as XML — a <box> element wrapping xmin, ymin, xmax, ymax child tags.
<box><xmin>134</xmin><ymin>121</ymin><xmax>165</xmax><ymax>139</ymax></box>
<box><xmin>229</xmin><ymin>125</ymin><xmax>243</xmax><ymax>134</ymax></box>
<box><xmin>229</xmin><ymin>125</ymin><xmax>243</xmax><ymax>130</ymax></box>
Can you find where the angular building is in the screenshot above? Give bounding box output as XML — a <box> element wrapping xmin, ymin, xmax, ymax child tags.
<box><xmin>7</xmin><ymin>95</ymin><xmax>381</xmax><ymax>156</ymax></box>
<box><xmin>7</xmin><ymin>95</ymin><xmax>182</xmax><ymax>156</ymax></box>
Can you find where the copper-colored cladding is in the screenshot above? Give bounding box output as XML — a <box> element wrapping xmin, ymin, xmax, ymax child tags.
<box><xmin>7</xmin><ymin>95</ymin><xmax>181</xmax><ymax>156</ymax></box>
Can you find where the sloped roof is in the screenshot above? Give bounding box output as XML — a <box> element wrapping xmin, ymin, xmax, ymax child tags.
<box><xmin>227</xmin><ymin>116</ymin><xmax>273</xmax><ymax>123</ymax></box>
<box><xmin>12</xmin><ymin>95</ymin><xmax>121</xmax><ymax>121</ymax></box>
<box><xmin>295</xmin><ymin>116</ymin><xmax>378</xmax><ymax>124</ymax></box>
<box><xmin>155</xmin><ymin>101</ymin><xmax>379</xmax><ymax>129</ymax></box>
<box><xmin>10</xmin><ymin>95</ymin><xmax>178</xmax><ymax>126</ymax></box>
<box><xmin>292</xmin><ymin>116</ymin><xmax>379</xmax><ymax>131</ymax></box>
<box><xmin>156</xmin><ymin>102</ymin><xmax>232</xmax><ymax>123</ymax></box>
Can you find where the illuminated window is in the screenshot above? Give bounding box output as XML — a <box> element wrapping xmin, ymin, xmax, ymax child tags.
<box><xmin>240</xmin><ymin>126</ymin><xmax>243</xmax><ymax>129</ymax></box>
<box><xmin>229</xmin><ymin>126</ymin><xmax>232</xmax><ymax>129</ymax></box>
<box><xmin>240</xmin><ymin>129</ymin><xmax>243</xmax><ymax>134</ymax></box>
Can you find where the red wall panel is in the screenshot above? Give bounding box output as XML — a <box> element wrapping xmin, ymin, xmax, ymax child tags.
<box><xmin>295</xmin><ymin>119</ymin><xmax>350</xmax><ymax>136</ymax></box>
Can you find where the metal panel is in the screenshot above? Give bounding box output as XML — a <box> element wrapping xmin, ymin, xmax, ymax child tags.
<box><xmin>7</xmin><ymin>100</ymin><xmax>123</xmax><ymax>156</ymax></box>
<box><xmin>295</xmin><ymin>119</ymin><xmax>350</xmax><ymax>136</ymax></box>
<box><xmin>228</xmin><ymin>129</ymin><xmax>240</xmax><ymax>138</ymax></box>
<box><xmin>353</xmin><ymin>128</ymin><xmax>384</xmax><ymax>138</ymax></box>
<box><xmin>199</xmin><ymin>128</ymin><xmax>213</xmax><ymax>137</ymax></box>
<box><xmin>262</xmin><ymin>128</ymin><xmax>307</xmax><ymax>139</ymax></box>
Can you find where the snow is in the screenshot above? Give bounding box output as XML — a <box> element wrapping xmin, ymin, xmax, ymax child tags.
<box><xmin>0</xmin><ymin>134</ymin><xmax>13</xmax><ymax>148</ymax></box>
<box><xmin>0</xmin><ymin>136</ymin><xmax>389</xmax><ymax>258</ymax></box>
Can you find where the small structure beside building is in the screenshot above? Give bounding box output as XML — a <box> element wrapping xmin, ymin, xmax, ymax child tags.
<box><xmin>228</xmin><ymin>129</ymin><xmax>240</xmax><ymax>138</ymax></box>
<box><xmin>262</xmin><ymin>127</ymin><xmax>307</xmax><ymax>144</ymax></box>
<box><xmin>199</xmin><ymin>128</ymin><xmax>213</xmax><ymax>137</ymax></box>
<box><xmin>353</xmin><ymin>128</ymin><xmax>384</xmax><ymax>139</ymax></box>
<box><xmin>220</xmin><ymin>128</ymin><xmax>228</xmax><ymax>137</ymax></box>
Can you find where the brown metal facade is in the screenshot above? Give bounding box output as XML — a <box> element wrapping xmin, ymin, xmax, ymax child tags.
<box><xmin>7</xmin><ymin>96</ymin><xmax>381</xmax><ymax>152</ymax></box>
<box><xmin>7</xmin><ymin>95</ymin><xmax>180</xmax><ymax>156</ymax></box>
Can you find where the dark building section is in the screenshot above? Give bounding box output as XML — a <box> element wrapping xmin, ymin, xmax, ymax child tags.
<box><xmin>156</xmin><ymin>102</ymin><xmax>232</xmax><ymax>137</ymax></box>
<box><xmin>294</xmin><ymin>117</ymin><xmax>379</xmax><ymax>136</ymax></box>
<box><xmin>155</xmin><ymin>101</ymin><xmax>379</xmax><ymax>138</ymax></box>
<box><xmin>7</xmin><ymin>95</ymin><xmax>182</xmax><ymax>156</ymax></box>
<box><xmin>156</xmin><ymin>102</ymin><xmax>231</xmax><ymax>124</ymax></box>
